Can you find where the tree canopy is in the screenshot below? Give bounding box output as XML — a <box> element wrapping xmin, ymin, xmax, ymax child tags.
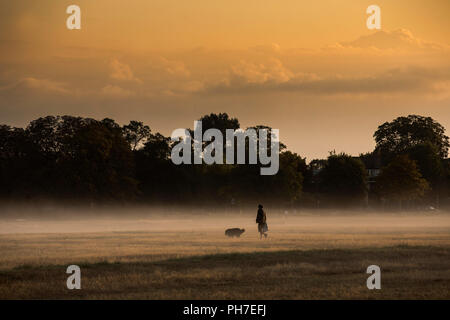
<box><xmin>375</xmin><ymin>155</ymin><xmax>430</xmax><ymax>203</ymax></box>
<box><xmin>1</xmin><ymin>113</ymin><xmax>449</xmax><ymax>210</ymax></box>
<box><xmin>318</xmin><ymin>153</ymin><xmax>368</xmax><ymax>205</ymax></box>
<box><xmin>374</xmin><ymin>115</ymin><xmax>449</xmax><ymax>161</ymax></box>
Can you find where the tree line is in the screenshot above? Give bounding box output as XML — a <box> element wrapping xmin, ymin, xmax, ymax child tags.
<box><xmin>1</xmin><ymin>113</ymin><xmax>449</xmax><ymax>210</ymax></box>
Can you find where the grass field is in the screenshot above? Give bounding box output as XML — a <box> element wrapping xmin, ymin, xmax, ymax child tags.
<box><xmin>0</xmin><ymin>212</ymin><xmax>449</xmax><ymax>299</ymax></box>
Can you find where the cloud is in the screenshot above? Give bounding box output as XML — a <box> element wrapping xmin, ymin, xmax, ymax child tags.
<box><xmin>230</xmin><ymin>58</ymin><xmax>293</xmax><ymax>84</ymax></box>
<box><xmin>100</xmin><ymin>84</ymin><xmax>133</xmax><ymax>98</ymax></box>
<box><xmin>159</xmin><ymin>58</ymin><xmax>191</xmax><ymax>78</ymax></box>
<box><xmin>178</xmin><ymin>80</ymin><xmax>205</xmax><ymax>93</ymax></box>
<box><xmin>0</xmin><ymin>77</ymin><xmax>71</xmax><ymax>95</ymax></box>
<box><xmin>339</xmin><ymin>29</ymin><xmax>445</xmax><ymax>51</ymax></box>
<box><xmin>203</xmin><ymin>66</ymin><xmax>450</xmax><ymax>97</ymax></box>
<box><xmin>109</xmin><ymin>59</ymin><xmax>142</xmax><ymax>83</ymax></box>
<box><xmin>1</xmin><ymin>29</ymin><xmax>448</xmax><ymax>105</ymax></box>
<box><xmin>249</xmin><ymin>43</ymin><xmax>282</xmax><ymax>55</ymax></box>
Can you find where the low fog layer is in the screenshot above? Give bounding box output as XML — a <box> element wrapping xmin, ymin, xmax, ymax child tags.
<box><xmin>0</xmin><ymin>206</ymin><xmax>449</xmax><ymax>235</ymax></box>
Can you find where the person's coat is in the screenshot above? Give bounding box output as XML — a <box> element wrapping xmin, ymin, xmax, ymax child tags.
<box><xmin>256</xmin><ymin>208</ymin><xmax>266</xmax><ymax>224</ymax></box>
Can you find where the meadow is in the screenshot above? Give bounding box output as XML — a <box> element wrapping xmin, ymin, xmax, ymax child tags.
<box><xmin>0</xmin><ymin>211</ymin><xmax>449</xmax><ymax>299</ymax></box>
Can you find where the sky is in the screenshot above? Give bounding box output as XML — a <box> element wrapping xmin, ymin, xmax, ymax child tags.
<box><xmin>0</xmin><ymin>0</ymin><xmax>449</xmax><ymax>160</ymax></box>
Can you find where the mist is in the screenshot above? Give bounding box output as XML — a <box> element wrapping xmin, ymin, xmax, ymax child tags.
<box><xmin>1</xmin><ymin>205</ymin><xmax>449</xmax><ymax>235</ymax></box>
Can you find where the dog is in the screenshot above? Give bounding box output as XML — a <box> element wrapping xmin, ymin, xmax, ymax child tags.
<box><xmin>225</xmin><ymin>228</ymin><xmax>245</xmax><ymax>238</ymax></box>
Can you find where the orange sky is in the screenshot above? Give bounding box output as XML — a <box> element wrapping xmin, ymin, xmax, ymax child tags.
<box><xmin>0</xmin><ymin>0</ymin><xmax>449</xmax><ymax>160</ymax></box>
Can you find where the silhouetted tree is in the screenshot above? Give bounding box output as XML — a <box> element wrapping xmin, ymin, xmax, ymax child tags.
<box><xmin>2</xmin><ymin>113</ymin><xmax>448</xmax><ymax>210</ymax></box>
<box><xmin>142</xmin><ymin>133</ymin><xmax>171</xmax><ymax>161</ymax></box>
<box><xmin>246</xmin><ymin>125</ymin><xmax>287</xmax><ymax>154</ymax></box>
<box><xmin>197</xmin><ymin>113</ymin><xmax>240</xmax><ymax>136</ymax></box>
<box><xmin>372</xmin><ymin>115</ymin><xmax>448</xmax><ymax>208</ymax></box>
<box><xmin>123</xmin><ymin>121</ymin><xmax>151</xmax><ymax>151</ymax></box>
<box><xmin>0</xmin><ymin>125</ymin><xmax>30</xmax><ymax>198</ymax></box>
<box><xmin>2</xmin><ymin>116</ymin><xmax>139</xmax><ymax>202</ymax></box>
<box><xmin>374</xmin><ymin>115</ymin><xmax>449</xmax><ymax>163</ymax></box>
<box><xmin>445</xmin><ymin>160</ymin><xmax>450</xmax><ymax>200</ymax></box>
<box><xmin>61</xmin><ymin>120</ymin><xmax>138</xmax><ymax>201</ymax></box>
<box><xmin>407</xmin><ymin>142</ymin><xmax>445</xmax><ymax>189</ymax></box>
<box><xmin>375</xmin><ymin>155</ymin><xmax>430</xmax><ymax>208</ymax></box>
<box><xmin>318</xmin><ymin>153</ymin><xmax>367</xmax><ymax>206</ymax></box>
<box><xmin>134</xmin><ymin>131</ymin><xmax>181</xmax><ymax>202</ymax></box>
<box><xmin>270</xmin><ymin>151</ymin><xmax>304</xmax><ymax>205</ymax></box>
<box><xmin>228</xmin><ymin>151</ymin><xmax>304</xmax><ymax>207</ymax></box>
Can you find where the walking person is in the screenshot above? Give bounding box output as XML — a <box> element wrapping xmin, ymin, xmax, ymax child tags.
<box><xmin>256</xmin><ymin>204</ymin><xmax>268</xmax><ymax>239</ymax></box>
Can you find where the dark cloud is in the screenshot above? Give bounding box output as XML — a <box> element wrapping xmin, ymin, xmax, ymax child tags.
<box><xmin>202</xmin><ymin>67</ymin><xmax>450</xmax><ymax>96</ymax></box>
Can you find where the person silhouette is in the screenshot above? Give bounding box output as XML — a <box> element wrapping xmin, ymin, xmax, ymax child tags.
<box><xmin>256</xmin><ymin>204</ymin><xmax>268</xmax><ymax>239</ymax></box>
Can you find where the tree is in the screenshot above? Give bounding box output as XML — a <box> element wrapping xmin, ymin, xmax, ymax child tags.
<box><xmin>246</xmin><ymin>125</ymin><xmax>287</xmax><ymax>153</ymax></box>
<box><xmin>62</xmin><ymin>120</ymin><xmax>138</xmax><ymax>201</ymax></box>
<box><xmin>359</xmin><ymin>150</ymin><xmax>381</xmax><ymax>170</ymax></box>
<box><xmin>24</xmin><ymin>116</ymin><xmax>95</xmax><ymax>197</ymax></box>
<box><xmin>122</xmin><ymin>121</ymin><xmax>151</xmax><ymax>151</ymax></box>
<box><xmin>141</xmin><ymin>133</ymin><xmax>171</xmax><ymax>161</ymax></box>
<box><xmin>445</xmin><ymin>160</ymin><xmax>450</xmax><ymax>200</ymax></box>
<box><xmin>302</xmin><ymin>159</ymin><xmax>327</xmax><ymax>195</ymax></box>
<box><xmin>26</xmin><ymin>115</ymin><xmax>92</xmax><ymax>155</ymax></box>
<box><xmin>375</xmin><ymin>155</ymin><xmax>430</xmax><ymax>206</ymax></box>
<box><xmin>407</xmin><ymin>142</ymin><xmax>445</xmax><ymax>189</ymax></box>
<box><xmin>21</xmin><ymin>116</ymin><xmax>138</xmax><ymax>202</ymax></box>
<box><xmin>197</xmin><ymin>113</ymin><xmax>240</xmax><ymax>136</ymax></box>
<box><xmin>227</xmin><ymin>151</ymin><xmax>304</xmax><ymax>207</ymax></box>
<box><xmin>270</xmin><ymin>151</ymin><xmax>304</xmax><ymax>205</ymax></box>
<box><xmin>374</xmin><ymin>115</ymin><xmax>449</xmax><ymax>162</ymax></box>
<box><xmin>318</xmin><ymin>153</ymin><xmax>368</xmax><ymax>205</ymax></box>
<box><xmin>0</xmin><ymin>125</ymin><xmax>30</xmax><ymax>198</ymax></box>
<box><xmin>134</xmin><ymin>132</ymin><xmax>177</xmax><ymax>202</ymax></box>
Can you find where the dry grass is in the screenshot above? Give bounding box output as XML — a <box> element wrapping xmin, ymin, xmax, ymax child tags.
<box><xmin>0</xmin><ymin>213</ymin><xmax>449</xmax><ymax>299</ymax></box>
